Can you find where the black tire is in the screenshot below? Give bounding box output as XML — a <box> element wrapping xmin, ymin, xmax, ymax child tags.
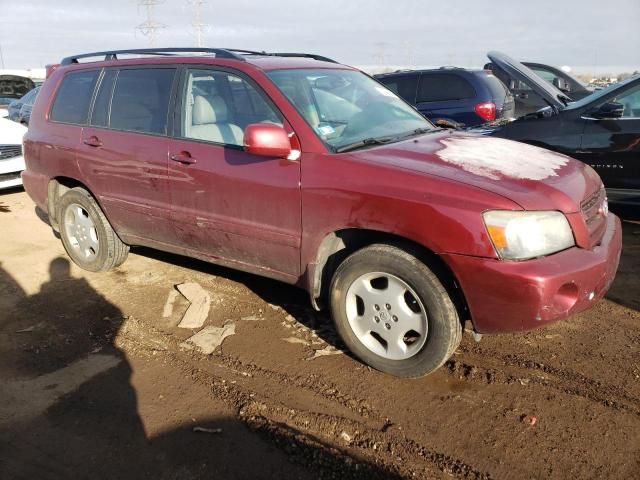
<box><xmin>57</xmin><ymin>187</ymin><xmax>129</xmax><ymax>272</ymax></box>
<box><xmin>329</xmin><ymin>244</ymin><xmax>462</xmax><ymax>378</ymax></box>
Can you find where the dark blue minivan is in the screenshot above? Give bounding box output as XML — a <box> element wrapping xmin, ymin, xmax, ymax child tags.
<box><xmin>375</xmin><ymin>67</ymin><xmax>515</xmax><ymax>127</ymax></box>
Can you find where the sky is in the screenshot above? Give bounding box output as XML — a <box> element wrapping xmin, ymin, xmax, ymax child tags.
<box><xmin>1</xmin><ymin>0</ymin><xmax>639</xmax><ymax>75</ymax></box>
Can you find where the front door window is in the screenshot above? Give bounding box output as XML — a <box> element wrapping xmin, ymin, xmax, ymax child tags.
<box><xmin>180</xmin><ymin>69</ymin><xmax>283</xmax><ymax>146</ymax></box>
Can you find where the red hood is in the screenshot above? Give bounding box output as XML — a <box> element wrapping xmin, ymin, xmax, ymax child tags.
<box><xmin>347</xmin><ymin>130</ymin><xmax>601</xmax><ymax>212</ymax></box>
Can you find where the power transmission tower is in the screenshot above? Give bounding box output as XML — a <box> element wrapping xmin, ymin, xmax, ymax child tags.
<box><xmin>136</xmin><ymin>0</ymin><xmax>166</xmax><ymax>47</ymax></box>
<box><xmin>402</xmin><ymin>41</ymin><xmax>414</xmax><ymax>68</ymax></box>
<box><xmin>187</xmin><ymin>0</ymin><xmax>209</xmax><ymax>47</ymax></box>
<box><xmin>373</xmin><ymin>42</ymin><xmax>387</xmax><ymax>69</ymax></box>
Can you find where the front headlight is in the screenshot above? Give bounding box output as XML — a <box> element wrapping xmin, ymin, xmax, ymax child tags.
<box><xmin>483</xmin><ymin>210</ymin><xmax>575</xmax><ymax>260</ymax></box>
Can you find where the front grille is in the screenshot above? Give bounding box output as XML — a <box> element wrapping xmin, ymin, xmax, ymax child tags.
<box><xmin>0</xmin><ymin>144</ymin><xmax>22</xmax><ymax>160</ymax></box>
<box><xmin>581</xmin><ymin>188</ymin><xmax>606</xmax><ymax>247</ymax></box>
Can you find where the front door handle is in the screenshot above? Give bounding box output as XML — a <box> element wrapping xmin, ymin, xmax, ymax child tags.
<box><xmin>170</xmin><ymin>151</ymin><xmax>197</xmax><ymax>165</ymax></box>
<box><xmin>83</xmin><ymin>136</ymin><xmax>102</xmax><ymax>147</ymax></box>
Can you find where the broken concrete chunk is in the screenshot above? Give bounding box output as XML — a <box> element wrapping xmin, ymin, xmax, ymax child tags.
<box><xmin>176</xmin><ymin>282</ymin><xmax>211</xmax><ymax>329</ymax></box>
<box><xmin>162</xmin><ymin>289</ymin><xmax>179</xmax><ymax>318</ymax></box>
<box><xmin>282</xmin><ymin>337</ymin><xmax>310</xmax><ymax>346</ymax></box>
<box><xmin>180</xmin><ymin>322</ymin><xmax>235</xmax><ymax>354</ymax></box>
<box><xmin>308</xmin><ymin>345</ymin><xmax>344</xmax><ymax>360</ymax></box>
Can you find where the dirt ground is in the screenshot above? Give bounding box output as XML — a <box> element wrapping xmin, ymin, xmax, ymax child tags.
<box><xmin>1</xmin><ymin>188</ymin><xmax>639</xmax><ymax>480</ymax></box>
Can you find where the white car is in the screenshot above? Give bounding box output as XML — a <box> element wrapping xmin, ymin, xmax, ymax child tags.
<box><xmin>0</xmin><ymin>109</ymin><xmax>27</xmax><ymax>189</ymax></box>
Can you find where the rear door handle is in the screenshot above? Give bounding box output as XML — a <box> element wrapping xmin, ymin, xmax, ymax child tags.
<box><xmin>83</xmin><ymin>136</ymin><xmax>102</xmax><ymax>147</ymax></box>
<box><xmin>170</xmin><ymin>151</ymin><xmax>197</xmax><ymax>165</ymax></box>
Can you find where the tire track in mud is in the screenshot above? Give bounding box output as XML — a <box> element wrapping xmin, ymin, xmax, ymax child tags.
<box><xmin>445</xmin><ymin>346</ymin><xmax>640</xmax><ymax>418</ymax></box>
<box><xmin>115</xmin><ymin>317</ymin><xmax>493</xmax><ymax>480</ymax></box>
<box><xmin>217</xmin><ymin>353</ymin><xmax>376</xmax><ymax>419</ymax></box>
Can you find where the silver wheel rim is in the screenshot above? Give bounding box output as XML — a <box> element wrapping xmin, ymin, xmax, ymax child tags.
<box><xmin>63</xmin><ymin>203</ymin><xmax>100</xmax><ymax>261</ymax></box>
<box><xmin>345</xmin><ymin>272</ymin><xmax>428</xmax><ymax>360</ymax></box>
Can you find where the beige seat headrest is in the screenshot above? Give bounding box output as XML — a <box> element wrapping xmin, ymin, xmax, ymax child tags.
<box><xmin>192</xmin><ymin>95</ymin><xmax>229</xmax><ymax>125</ymax></box>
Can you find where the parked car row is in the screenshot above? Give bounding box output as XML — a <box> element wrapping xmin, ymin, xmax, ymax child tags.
<box><xmin>21</xmin><ymin>47</ymin><xmax>621</xmax><ymax>378</ymax></box>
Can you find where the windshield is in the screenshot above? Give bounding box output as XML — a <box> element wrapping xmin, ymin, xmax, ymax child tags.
<box><xmin>565</xmin><ymin>75</ymin><xmax>640</xmax><ymax>110</ymax></box>
<box><xmin>266</xmin><ymin>69</ymin><xmax>434</xmax><ymax>151</ymax></box>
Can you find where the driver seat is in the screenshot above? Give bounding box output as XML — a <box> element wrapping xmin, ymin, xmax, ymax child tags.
<box><xmin>189</xmin><ymin>95</ymin><xmax>244</xmax><ymax>145</ymax></box>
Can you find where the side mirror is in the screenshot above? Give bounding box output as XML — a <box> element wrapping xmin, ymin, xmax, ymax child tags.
<box><xmin>590</xmin><ymin>101</ymin><xmax>625</xmax><ymax>119</ymax></box>
<box><xmin>243</xmin><ymin>123</ymin><xmax>292</xmax><ymax>158</ymax></box>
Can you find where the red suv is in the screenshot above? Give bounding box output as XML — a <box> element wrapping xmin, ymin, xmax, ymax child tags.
<box><xmin>23</xmin><ymin>48</ymin><xmax>622</xmax><ymax>377</ymax></box>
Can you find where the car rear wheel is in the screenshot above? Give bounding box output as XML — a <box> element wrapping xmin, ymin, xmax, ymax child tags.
<box><xmin>58</xmin><ymin>187</ymin><xmax>129</xmax><ymax>272</ymax></box>
<box><xmin>329</xmin><ymin>244</ymin><xmax>461</xmax><ymax>378</ymax></box>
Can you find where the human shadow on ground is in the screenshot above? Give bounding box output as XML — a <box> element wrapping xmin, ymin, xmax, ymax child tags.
<box><xmin>0</xmin><ymin>258</ymin><xmax>401</xmax><ymax>479</ymax></box>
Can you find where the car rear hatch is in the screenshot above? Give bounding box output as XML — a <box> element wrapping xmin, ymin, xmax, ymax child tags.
<box><xmin>486</xmin><ymin>51</ymin><xmax>569</xmax><ymax>111</ymax></box>
<box><xmin>0</xmin><ymin>75</ymin><xmax>35</xmax><ymax>106</ymax></box>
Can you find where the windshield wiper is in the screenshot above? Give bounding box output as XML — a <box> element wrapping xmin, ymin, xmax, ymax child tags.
<box><xmin>400</xmin><ymin>127</ymin><xmax>442</xmax><ymax>138</ymax></box>
<box><xmin>336</xmin><ymin>137</ymin><xmax>393</xmax><ymax>153</ymax></box>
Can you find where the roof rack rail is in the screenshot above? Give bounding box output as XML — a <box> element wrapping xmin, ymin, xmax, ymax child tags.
<box><xmin>225</xmin><ymin>49</ymin><xmax>337</xmax><ymax>63</ymax></box>
<box><xmin>60</xmin><ymin>47</ymin><xmax>246</xmax><ymax>65</ymax></box>
<box><xmin>59</xmin><ymin>48</ymin><xmax>338</xmax><ymax>66</ymax></box>
<box><xmin>270</xmin><ymin>52</ymin><xmax>337</xmax><ymax>63</ymax></box>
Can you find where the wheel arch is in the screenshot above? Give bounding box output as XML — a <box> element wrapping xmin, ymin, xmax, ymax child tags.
<box><xmin>307</xmin><ymin>228</ymin><xmax>470</xmax><ymax>324</ymax></box>
<box><xmin>47</xmin><ymin>176</ymin><xmax>93</xmax><ymax>231</ymax></box>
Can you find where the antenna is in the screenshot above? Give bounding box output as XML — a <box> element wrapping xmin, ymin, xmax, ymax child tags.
<box><xmin>187</xmin><ymin>0</ymin><xmax>209</xmax><ymax>48</ymax></box>
<box><xmin>136</xmin><ymin>0</ymin><xmax>166</xmax><ymax>47</ymax></box>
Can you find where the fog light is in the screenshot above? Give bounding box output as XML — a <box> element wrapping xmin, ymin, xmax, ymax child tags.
<box><xmin>551</xmin><ymin>283</ymin><xmax>579</xmax><ymax>315</ymax></box>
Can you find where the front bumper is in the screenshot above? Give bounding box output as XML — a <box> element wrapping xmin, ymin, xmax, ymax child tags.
<box><xmin>443</xmin><ymin>213</ymin><xmax>622</xmax><ymax>333</ymax></box>
<box><xmin>0</xmin><ymin>154</ymin><xmax>25</xmax><ymax>190</ymax></box>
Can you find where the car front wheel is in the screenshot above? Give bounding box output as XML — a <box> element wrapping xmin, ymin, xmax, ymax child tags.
<box><xmin>329</xmin><ymin>244</ymin><xmax>462</xmax><ymax>378</ymax></box>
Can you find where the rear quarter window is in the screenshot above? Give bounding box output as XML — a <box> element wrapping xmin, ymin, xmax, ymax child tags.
<box><xmin>378</xmin><ymin>74</ymin><xmax>418</xmax><ymax>103</ymax></box>
<box><xmin>50</xmin><ymin>70</ymin><xmax>100</xmax><ymax>124</ymax></box>
<box><xmin>482</xmin><ymin>73</ymin><xmax>510</xmax><ymax>100</ymax></box>
<box><xmin>417</xmin><ymin>73</ymin><xmax>475</xmax><ymax>103</ymax></box>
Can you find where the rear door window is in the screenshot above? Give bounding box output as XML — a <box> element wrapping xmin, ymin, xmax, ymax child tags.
<box><xmin>50</xmin><ymin>70</ymin><xmax>100</xmax><ymax>124</ymax></box>
<box><xmin>378</xmin><ymin>75</ymin><xmax>419</xmax><ymax>103</ymax></box>
<box><xmin>109</xmin><ymin>68</ymin><xmax>176</xmax><ymax>135</ymax></box>
<box><xmin>417</xmin><ymin>73</ymin><xmax>475</xmax><ymax>103</ymax></box>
